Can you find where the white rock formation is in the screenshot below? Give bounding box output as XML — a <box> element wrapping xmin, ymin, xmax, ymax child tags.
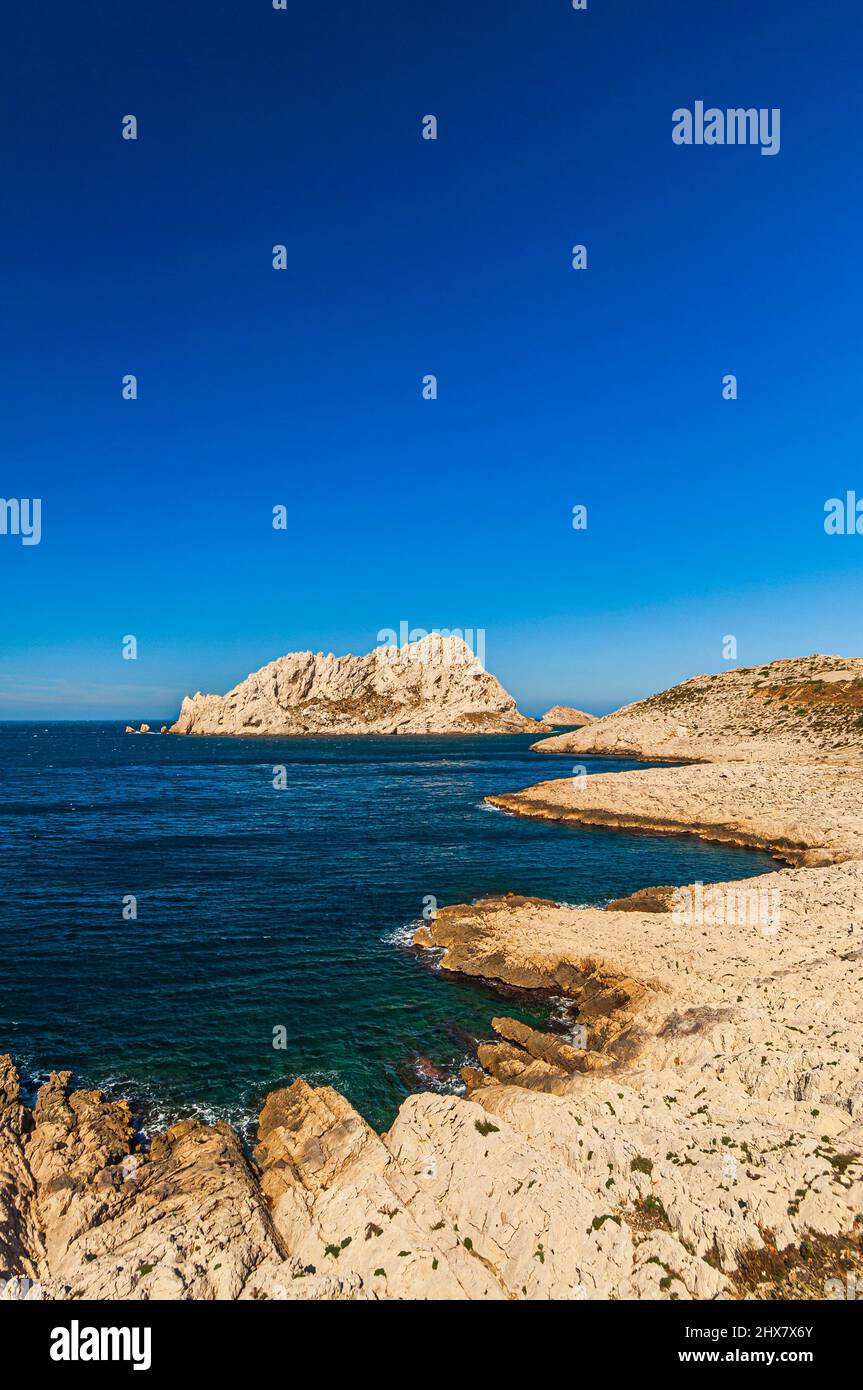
<box><xmin>169</xmin><ymin>635</ymin><xmax>544</xmax><ymax>736</ymax></box>
<box><xmin>542</xmin><ymin>705</ymin><xmax>597</xmax><ymax>725</ymax></box>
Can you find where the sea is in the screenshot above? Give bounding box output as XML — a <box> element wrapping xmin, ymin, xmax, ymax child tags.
<box><xmin>0</xmin><ymin>725</ymin><xmax>774</xmax><ymax>1134</ymax></box>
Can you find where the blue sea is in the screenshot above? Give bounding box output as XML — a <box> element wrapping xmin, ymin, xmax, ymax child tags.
<box><xmin>0</xmin><ymin>725</ymin><xmax>773</xmax><ymax>1133</ymax></box>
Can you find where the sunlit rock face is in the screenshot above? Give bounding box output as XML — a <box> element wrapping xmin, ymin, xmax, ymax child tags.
<box><xmin>170</xmin><ymin>635</ymin><xmax>545</xmax><ymax>736</ymax></box>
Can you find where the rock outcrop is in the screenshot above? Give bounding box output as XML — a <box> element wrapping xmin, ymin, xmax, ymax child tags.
<box><xmin>533</xmin><ymin>655</ymin><xmax>863</xmax><ymax>763</ymax></box>
<box><xmin>0</xmin><ymin>1060</ymin><xmax>284</xmax><ymax>1301</ymax></box>
<box><xmin>169</xmin><ymin>635</ymin><xmax>544</xmax><ymax>736</ymax></box>
<box><xmin>413</xmin><ymin>867</ymin><xmax>863</xmax><ymax>1296</ymax></box>
<box><xmin>542</xmin><ymin>705</ymin><xmax>597</xmax><ymax>725</ymax></box>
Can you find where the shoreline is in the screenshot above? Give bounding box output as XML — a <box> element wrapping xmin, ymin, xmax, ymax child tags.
<box><xmin>486</xmin><ymin>760</ymin><xmax>863</xmax><ymax>869</ymax></box>
<box><xmin>486</xmin><ymin>795</ymin><xmax>829</xmax><ymax>867</ymax></box>
<box><xmin>4</xmin><ymin>713</ymin><xmax>863</xmax><ymax>1299</ymax></box>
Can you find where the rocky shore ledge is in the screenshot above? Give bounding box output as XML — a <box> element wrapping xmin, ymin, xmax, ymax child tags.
<box><xmin>487</xmin><ymin>760</ymin><xmax>863</xmax><ymax>867</ymax></box>
<box><xmin>5</xmin><ymin>656</ymin><xmax>862</xmax><ymax>1300</ymax></box>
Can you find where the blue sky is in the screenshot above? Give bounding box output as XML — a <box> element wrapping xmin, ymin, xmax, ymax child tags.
<box><xmin>2</xmin><ymin>0</ymin><xmax>861</xmax><ymax>719</ymax></box>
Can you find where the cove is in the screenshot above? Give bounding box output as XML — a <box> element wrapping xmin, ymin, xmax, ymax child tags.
<box><xmin>0</xmin><ymin>725</ymin><xmax>774</xmax><ymax>1132</ymax></box>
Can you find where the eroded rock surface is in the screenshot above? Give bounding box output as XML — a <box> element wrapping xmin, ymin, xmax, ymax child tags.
<box><xmin>413</xmin><ymin>863</ymin><xmax>863</xmax><ymax>1292</ymax></box>
<box><xmin>0</xmin><ymin>1065</ymin><xmax>285</xmax><ymax>1301</ymax></box>
<box><xmin>169</xmin><ymin>635</ymin><xmax>544</xmax><ymax>736</ymax></box>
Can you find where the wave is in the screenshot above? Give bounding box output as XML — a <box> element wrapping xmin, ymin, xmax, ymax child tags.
<box><xmin>381</xmin><ymin>916</ymin><xmax>428</xmax><ymax>948</ymax></box>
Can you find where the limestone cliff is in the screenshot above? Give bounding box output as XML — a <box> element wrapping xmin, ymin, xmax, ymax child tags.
<box><xmin>169</xmin><ymin>635</ymin><xmax>545</xmax><ymax>736</ymax></box>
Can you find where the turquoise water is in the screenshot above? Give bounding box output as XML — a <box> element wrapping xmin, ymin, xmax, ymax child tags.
<box><xmin>0</xmin><ymin>725</ymin><xmax>773</xmax><ymax>1132</ymax></box>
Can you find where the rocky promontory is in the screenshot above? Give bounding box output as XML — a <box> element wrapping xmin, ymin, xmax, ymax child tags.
<box><xmin>168</xmin><ymin>635</ymin><xmax>545</xmax><ymax>737</ymax></box>
<box><xmin>487</xmin><ymin>760</ymin><xmax>863</xmax><ymax>867</ymax></box>
<box><xmin>533</xmin><ymin>655</ymin><xmax>863</xmax><ymax>763</ymax></box>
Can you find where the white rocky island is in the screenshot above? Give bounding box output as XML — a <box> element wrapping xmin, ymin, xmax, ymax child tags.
<box><xmin>542</xmin><ymin>705</ymin><xmax>597</xmax><ymax>726</ymax></box>
<box><xmin>168</xmin><ymin>634</ymin><xmax>545</xmax><ymax>736</ymax></box>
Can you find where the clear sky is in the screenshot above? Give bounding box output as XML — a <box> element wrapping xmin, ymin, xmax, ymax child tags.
<box><xmin>2</xmin><ymin>0</ymin><xmax>861</xmax><ymax>720</ymax></box>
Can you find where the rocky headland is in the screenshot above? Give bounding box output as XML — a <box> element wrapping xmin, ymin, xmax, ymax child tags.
<box><xmin>7</xmin><ymin>655</ymin><xmax>862</xmax><ymax>1301</ymax></box>
<box><xmin>533</xmin><ymin>655</ymin><xmax>863</xmax><ymax>764</ymax></box>
<box><xmin>487</xmin><ymin>760</ymin><xmax>863</xmax><ymax>867</ymax></box>
<box><xmin>167</xmin><ymin>635</ymin><xmax>545</xmax><ymax>737</ymax></box>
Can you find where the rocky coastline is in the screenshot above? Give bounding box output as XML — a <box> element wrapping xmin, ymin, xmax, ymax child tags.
<box><xmin>5</xmin><ymin>655</ymin><xmax>863</xmax><ymax>1301</ymax></box>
